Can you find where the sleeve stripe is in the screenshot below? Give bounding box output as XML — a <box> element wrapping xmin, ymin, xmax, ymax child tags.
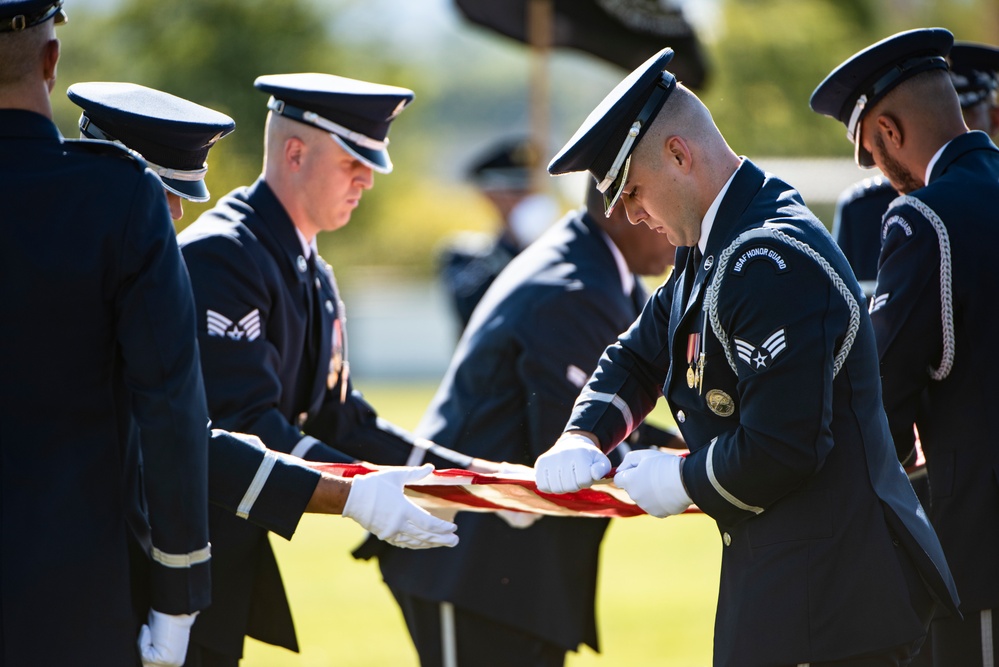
<box><xmin>290</xmin><ymin>435</ymin><xmax>321</xmax><ymax>459</ymax></box>
<box><xmin>151</xmin><ymin>544</ymin><xmax>212</xmax><ymax>569</ymax></box>
<box><xmin>706</xmin><ymin>438</ymin><xmax>764</xmax><ymax>515</ymax></box>
<box><xmin>236</xmin><ymin>450</ymin><xmax>278</xmax><ymax>519</ymax></box>
<box><xmin>576</xmin><ymin>388</ymin><xmax>634</xmax><ymax>433</ymax></box>
<box><xmin>407</xmin><ymin>438</ymin><xmax>431</xmax><ymax>466</ymax></box>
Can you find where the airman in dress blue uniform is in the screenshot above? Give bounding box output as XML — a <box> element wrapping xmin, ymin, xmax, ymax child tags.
<box><xmin>1</xmin><ymin>4</ymin><xmax>212</xmax><ymax>664</ymax></box>
<box><xmin>534</xmin><ymin>47</ymin><xmax>960</xmax><ymax>666</ymax></box>
<box><xmin>831</xmin><ymin>41</ymin><xmax>999</xmax><ymax>287</ymax></box>
<box><xmin>372</xmin><ymin>184</ymin><xmax>678</xmax><ymax>667</ymax></box>
<box><xmin>812</xmin><ymin>28</ymin><xmax>999</xmax><ymax>667</ymax></box>
<box><xmin>174</xmin><ymin>73</ymin><xmax>458</xmax><ymax>665</ymax></box>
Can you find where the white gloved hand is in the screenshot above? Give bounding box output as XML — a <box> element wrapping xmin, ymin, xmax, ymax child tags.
<box><xmin>614</xmin><ymin>449</ymin><xmax>692</xmax><ymax>517</ymax></box>
<box><xmin>137</xmin><ymin>609</ymin><xmax>197</xmax><ymax>667</ymax></box>
<box><xmin>343</xmin><ymin>464</ymin><xmax>459</xmax><ymax>549</ymax></box>
<box><xmin>535</xmin><ymin>433</ymin><xmax>611</xmax><ymax>494</ymax></box>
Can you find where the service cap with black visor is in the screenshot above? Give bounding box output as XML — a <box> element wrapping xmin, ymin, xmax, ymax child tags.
<box><xmin>548</xmin><ymin>47</ymin><xmax>677</xmax><ymax>216</ymax></box>
<box><xmin>0</xmin><ymin>0</ymin><xmax>65</xmax><ymax>32</ymax></box>
<box><xmin>949</xmin><ymin>42</ymin><xmax>999</xmax><ymax>109</ymax></box>
<box><xmin>67</xmin><ymin>81</ymin><xmax>235</xmax><ymax>202</ymax></box>
<box><xmin>254</xmin><ymin>72</ymin><xmax>414</xmax><ymax>175</ymax></box>
<box><xmin>810</xmin><ymin>28</ymin><xmax>954</xmax><ymax>168</ymax></box>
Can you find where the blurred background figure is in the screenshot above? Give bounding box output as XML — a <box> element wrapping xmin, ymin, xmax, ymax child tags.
<box><xmin>832</xmin><ymin>40</ymin><xmax>999</xmax><ymax>289</ymax></box>
<box><xmin>365</xmin><ymin>182</ymin><xmax>679</xmax><ymax>667</ymax></box>
<box><xmin>437</xmin><ymin>136</ymin><xmax>559</xmax><ymax>331</ymax></box>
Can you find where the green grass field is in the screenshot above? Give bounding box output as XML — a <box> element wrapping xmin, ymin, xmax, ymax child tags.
<box><xmin>242</xmin><ymin>381</ymin><xmax>721</xmax><ymax>666</ymax></box>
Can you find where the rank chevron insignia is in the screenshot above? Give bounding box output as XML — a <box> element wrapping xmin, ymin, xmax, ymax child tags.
<box><xmin>869</xmin><ymin>293</ymin><xmax>889</xmax><ymax>314</ymax></box>
<box><xmin>206</xmin><ymin>308</ymin><xmax>262</xmax><ymax>342</ymax></box>
<box><xmin>734</xmin><ymin>328</ymin><xmax>786</xmax><ymax>371</ymax></box>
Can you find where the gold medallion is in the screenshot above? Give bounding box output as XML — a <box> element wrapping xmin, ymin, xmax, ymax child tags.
<box><xmin>705</xmin><ymin>389</ymin><xmax>735</xmax><ymax>417</ymax></box>
<box><xmin>686</xmin><ymin>366</ymin><xmax>696</xmax><ymax>389</ymax></box>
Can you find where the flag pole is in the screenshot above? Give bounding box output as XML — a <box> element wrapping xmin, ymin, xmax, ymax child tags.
<box><xmin>527</xmin><ymin>0</ymin><xmax>552</xmax><ymax>195</ymax></box>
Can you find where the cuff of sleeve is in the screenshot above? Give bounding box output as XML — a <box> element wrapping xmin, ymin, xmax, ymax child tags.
<box><xmin>149</xmin><ymin>555</ymin><xmax>212</xmax><ymax>615</ymax></box>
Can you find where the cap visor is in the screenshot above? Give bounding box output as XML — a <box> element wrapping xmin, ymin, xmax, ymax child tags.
<box><xmin>331</xmin><ymin>135</ymin><xmax>392</xmax><ymax>174</ymax></box>
<box><xmin>162</xmin><ymin>176</ymin><xmax>210</xmax><ymax>202</ymax></box>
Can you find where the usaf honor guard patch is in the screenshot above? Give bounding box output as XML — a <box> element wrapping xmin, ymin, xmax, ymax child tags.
<box><xmin>734</xmin><ymin>328</ymin><xmax>787</xmax><ymax>371</ymax></box>
<box><xmin>206</xmin><ymin>308</ymin><xmax>262</xmax><ymax>341</ymax></box>
<box><xmin>730</xmin><ymin>244</ymin><xmax>789</xmax><ymax>275</ymax></box>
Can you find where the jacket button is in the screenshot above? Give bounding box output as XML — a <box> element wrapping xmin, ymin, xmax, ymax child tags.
<box><xmin>723</xmin><ymin>532</ymin><xmax>732</xmax><ymax>546</ymax></box>
<box><xmin>676</xmin><ymin>410</ymin><xmax>686</xmax><ymax>423</ymax></box>
<box><xmin>297</xmin><ymin>411</ymin><xmax>308</xmax><ymax>427</ymax></box>
<box><xmin>297</xmin><ymin>255</ymin><xmax>308</xmax><ymax>273</ymax></box>
<box><xmin>325</xmin><ymin>300</ymin><xmax>334</xmax><ymax>313</ymax></box>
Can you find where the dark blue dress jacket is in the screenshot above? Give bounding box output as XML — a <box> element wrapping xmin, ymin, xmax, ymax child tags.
<box><xmin>872</xmin><ymin>131</ymin><xmax>999</xmax><ymax>616</ymax></box>
<box><xmin>564</xmin><ymin>159</ymin><xmax>960</xmax><ymax>666</ymax></box>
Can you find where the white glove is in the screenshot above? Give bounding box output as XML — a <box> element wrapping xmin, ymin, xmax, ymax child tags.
<box><xmin>535</xmin><ymin>433</ymin><xmax>611</xmax><ymax>494</ymax></box>
<box><xmin>137</xmin><ymin>609</ymin><xmax>197</xmax><ymax>667</ymax></box>
<box><xmin>614</xmin><ymin>449</ymin><xmax>692</xmax><ymax>517</ymax></box>
<box><xmin>343</xmin><ymin>464</ymin><xmax>459</xmax><ymax>549</ymax></box>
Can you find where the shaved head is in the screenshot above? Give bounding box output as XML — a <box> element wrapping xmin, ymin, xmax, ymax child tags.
<box><xmin>0</xmin><ymin>20</ymin><xmax>54</xmax><ymax>87</ymax></box>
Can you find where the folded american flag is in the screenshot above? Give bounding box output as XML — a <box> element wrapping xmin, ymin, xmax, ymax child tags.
<box><xmin>312</xmin><ymin>462</ymin><xmax>699</xmax><ymax>518</ymax></box>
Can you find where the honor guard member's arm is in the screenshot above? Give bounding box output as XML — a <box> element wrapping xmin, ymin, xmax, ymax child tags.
<box><xmin>207</xmin><ymin>429</ymin><xmax>457</xmax><ymax>548</ymax></box>
<box><xmin>95</xmin><ymin>143</ymin><xmax>213</xmax><ymax>613</ymax></box>
<box><xmin>570</xmin><ymin>225</ymin><xmax>862</xmax><ymax>525</ymax></box>
<box><xmin>868</xmin><ymin>197</ymin><xmax>947</xmax><ymax>463</ymax></box>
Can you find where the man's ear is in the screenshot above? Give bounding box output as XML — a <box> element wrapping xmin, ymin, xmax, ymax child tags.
<box><xmin>876</xmin><ymin>113</ymin><xmax>904</xmax><ymax>149</ymax></box>
<box><xmin>42</xmin><ymin>38</ymin><xmax>59</xmax><ymax>92</ymax></box>
<box><xmin>284</xmin><ymin>136</ymin><xmax>306</xmax><ymax>171</ymax></box>
<box><xmin>665</xmin><ymin>135</ymin><xmax>692</xmax><ymax>173</ymax></box>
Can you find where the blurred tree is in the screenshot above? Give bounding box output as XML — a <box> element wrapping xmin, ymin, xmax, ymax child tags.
<box><xmin>705</xmin><ymin>0</ymin><xmax>998</xmax><ymax>157</ymax></box>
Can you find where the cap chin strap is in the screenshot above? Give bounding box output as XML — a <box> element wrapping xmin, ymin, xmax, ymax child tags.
<box><xmin>267</xmin><ymin>97</ymin><xmax>389</xmax><ymax>152</ymax></box>
<box><xmin>1</xmin><ymin>0</ymin><xmax>65</xmax><ymax>32</ymax></box>
<box><xmin>597</xmin><ymin>72</ymin><xmax>678</xmax><ymax>214</ymax></box>
<box><xmin>597</xmin><ymin>122</ymin><xmax>640</xmax><ymax>195</ymax></box>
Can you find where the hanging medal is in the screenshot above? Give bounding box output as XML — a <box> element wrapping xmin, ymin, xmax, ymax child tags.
<box><xmin>686</xmin><ymin>332</ymin><xmax>701</xmax><ymax>390</ymax></box>
<box><xmin>696</xmin><ymin>313</ymin><xmax>708</xmax><ymax>395</ymax></box>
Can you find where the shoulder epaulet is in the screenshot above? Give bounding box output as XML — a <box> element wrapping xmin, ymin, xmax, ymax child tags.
<box><xmin>64</xmin><ymin>138</ymin><xmax>148</xmax><ymax>171</ymax></box>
